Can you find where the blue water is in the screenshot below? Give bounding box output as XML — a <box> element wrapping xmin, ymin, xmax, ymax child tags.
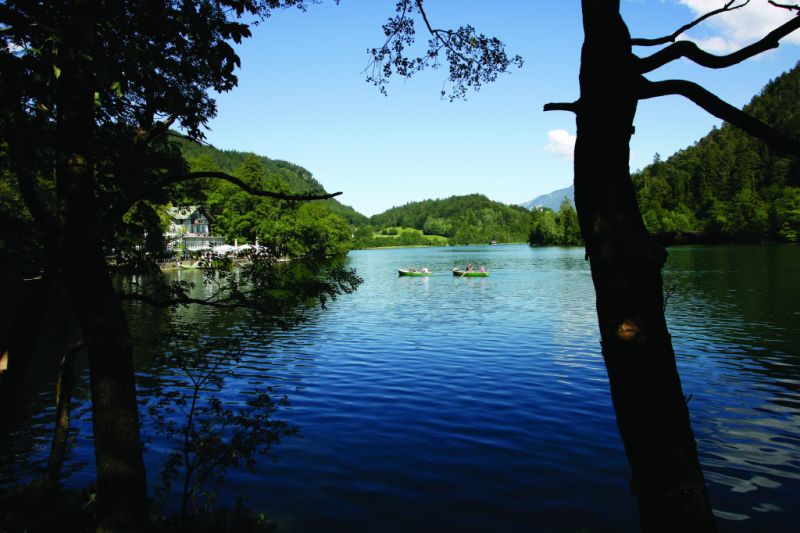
<box><xmin>6</xmin><ymin>244</ymin><xmax>800</xmax><ymax>531</ymax></box>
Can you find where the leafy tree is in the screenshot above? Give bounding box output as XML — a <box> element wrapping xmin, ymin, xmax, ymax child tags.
<box><xmin>557</xmin><ymin>197</ymin><xmax>582</xmax><ymax>245</ymax></box>
<box><xmin>527</xmin><ymin>200</ymin><xmax>583</xmax><ymax>247</ymax></box>
<box><xmin>773</xmin><ymin>186</ymin><xmax>800</xmax><ymax>241</ymax></box>
<box><xmin>528</xmin><ymin>208</ymin><xmax>560</xmax><ymax>245</ymax></box>
<box><xmin>148</xmin><ymin>329</ymin><xmax>297</xmax><ymax>522</ymax></box>
<box><xmin>423</xmin><ymin>216</ymin><xmax>453</xmax><ymax>237</ymax></box>
<box><xmin>0</xmin><ymin>1</ymin><xmax>358</xmax><ymax>529</ymax></box>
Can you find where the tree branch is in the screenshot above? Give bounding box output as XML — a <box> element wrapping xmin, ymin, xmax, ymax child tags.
<box><xmin>631</xmin><ymin>1</ymin><xmax>749</xmax><ymax>46</ymax></box>
<box><xmin>768</xmin><ymin>1</ymin><xmax>800</xmax><ymax>11</ymax></box>
<box><xmin>544</xmin><ymin>101</ymin><xmax>580</xmax><ymax>114</ymax></box>
<box><xmin>638</xmin><ymin>13</ymin><xmax>800</xmax><ymax>73</ymax></box>
<box><xmin>153</xmin><ymin>172</ymin><xmax>342</xmax><ymax>201</ymax></box>
<box><xmin>108</xmin><ymin>170</ymin><xmax>342</xmax><ymax>226</ymax></box>
<box><xmin>135</xmin><ymin>115</ymin><xmax>178</xmax><ymax>147</ymax></box>
<box><xmin>414</xmin><ymin>0</ymin><xmax>469</xmax><ymax>66</ymax></box>
<box><xmin>639</xmin><ymin>78</ymin><xmax>800</xmax><ymax>156</ymax></box>
<box><xmin>118</xmin><ymin>292</ymin><xmax>242</xmax><ymax>309</ymax></box>
<box><xmin>365</xmin><ymin>0</ymin><xmax>521</xmax><ymax>100</ymax></box>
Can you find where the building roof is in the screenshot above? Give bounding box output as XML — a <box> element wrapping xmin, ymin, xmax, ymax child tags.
<box><xmin>166</xmin><ymin>206</ymin><xmax>214</xmax><ymax>222</ymax></box>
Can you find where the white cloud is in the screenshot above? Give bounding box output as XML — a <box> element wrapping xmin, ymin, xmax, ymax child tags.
<box><xmin>677</xmin><ymin>0</ymin><xmax>800</xmax><ymax>49</ymax></box>
<box><xmin>544</xmin><ymin>129</ymin><xmax>576</xmax><ymax>161</ymax></box>
<box><xmin>679</xmin><ymin>34</ymin><xmax>739</xmax><ymax>53</ymax></box>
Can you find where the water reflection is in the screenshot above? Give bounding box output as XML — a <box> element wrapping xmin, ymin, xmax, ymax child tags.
<box><xmin>664</xmin><ymin>245</ymin><xmax>800</xmax><ymax>530</ymax></box>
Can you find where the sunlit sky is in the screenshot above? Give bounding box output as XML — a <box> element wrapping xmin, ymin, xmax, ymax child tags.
<box><xmin>202</xmin><ymin>0</ymin><xmax>800</xmax><ymax>216</ymax></box>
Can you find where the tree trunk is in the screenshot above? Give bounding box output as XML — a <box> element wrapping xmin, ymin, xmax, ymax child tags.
<box><xmin>575</xmin><ymin>2</ymin><xmax>715</xmax><ymax>530</ymax></box>
<box><xmin>56</xmin><ymin>3</ymin><xmax>149</xmax><ymax>529</ymax></box>
<box><xmin>44</xmin><ymin>340</ymin><xmax>83</xmax><ymax>483</ymax></box>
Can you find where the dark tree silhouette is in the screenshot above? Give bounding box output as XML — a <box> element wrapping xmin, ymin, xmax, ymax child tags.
<box><xmin>0</xmin><ymin>1</ymin><xmax>357</xmax><ymax>530</ymax></box>
<box><xmin>371</xmin><ymin>1</ymin><xmax>800</xmax><ymax>530</ymax></box>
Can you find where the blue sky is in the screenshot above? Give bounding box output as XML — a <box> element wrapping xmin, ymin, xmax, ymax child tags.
<box><xmin>203</xmin><ymin>0</ymin><xmax>800</xmax><ymax>216</ymax></box>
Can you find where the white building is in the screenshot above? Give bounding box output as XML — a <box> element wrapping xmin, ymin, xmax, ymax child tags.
<box><xmin>165</xmin><ymin>206</ymin><xmax>225</xmax><ymax>252</ymax></box>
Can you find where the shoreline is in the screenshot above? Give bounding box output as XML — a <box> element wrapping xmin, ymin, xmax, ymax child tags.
<box><xmin>352</xmin><ymin>241</ymin><xmax>529</xmax><ymax>251</ymax></box>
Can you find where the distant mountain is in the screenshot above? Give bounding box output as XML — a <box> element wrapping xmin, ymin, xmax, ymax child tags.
<box><xmin>521</xmin><ymin>185</ymin><xmax>574</xmax><ymax>211</ymax></box>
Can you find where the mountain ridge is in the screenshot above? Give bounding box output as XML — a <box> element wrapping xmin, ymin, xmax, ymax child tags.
<box><xmin>521</xmin><ymin>185</ymin><xmax>575</xmax><ymax>211</ymax></box>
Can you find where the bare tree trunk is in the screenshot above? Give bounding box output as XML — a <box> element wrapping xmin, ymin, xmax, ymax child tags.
<box><xmin>576</xmin><ymin>2</ymin><xmax>715</xmax><ymax>530</ymax></box>
<box><xmin>56</xmin><ymin>3</ymin><xmax>149</xmax><ymax>529</ymax></box>
<box><xmin>44</xmin><ymin>340</ymin><xmax>84</xmax><ymax>483</ymax></box>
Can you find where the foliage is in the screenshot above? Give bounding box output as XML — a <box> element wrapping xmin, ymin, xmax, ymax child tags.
<box><xmin>527</xmin><ymin>198</ymin><xmax>583</xmax><ymax>246</ymax></box>
<box><xmin>366</xmin><ymin>0</ymin><xmax>523</xmax><ymax>100</ymax></box>
<box><xmin>147</xmin><ymin>328</ymin><xmax>297</xmax><ymax>521</ymax></box>
<box><xmin>178</xmin><ymin>138</ymin><xmax>366</xmax><ymax>226</ymax></box>
<box><xmin>152</xmin><ymin>499</ymin><xmax>279</xmax><ymax>533</ymax></box>
<box><xmin>353</xmin><ymin>226</ymin><xmax>448</xmax><ymax>248</ymax></box>
<box><xmin>632</xmin><ymin>63</ymin><xmax>800</xmax><ymax>242</ymax></box>
<box><xmin>361</xmin><ymin>194</ymin><xmax>531</xmax><ymax>247</ymax></box>
<box><xmin>164</xmin><ymin>144</ymin><xmax>359</xmax><ymax>258</ymax></box>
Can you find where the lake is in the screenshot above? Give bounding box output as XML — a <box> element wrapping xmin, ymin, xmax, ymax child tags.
<box><xmin>4</xmin><ymin>244</ymin><xmax>800</xmax><ymax>531</ymax></box>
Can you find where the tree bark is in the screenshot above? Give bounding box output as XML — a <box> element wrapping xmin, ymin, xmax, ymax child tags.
<box><xmin>575</xmin><ymin>2</ymin><xmax>715</xmax><ymax>530</ymax></box>
<box><xmin>56</xmin><ymin>3</ymin><xmax>149</xmax><ymax>529</ymax></box>
<box><xmin>45</xmin><ymin>340</ymin><xmax>83</xmax><ymax>483</ymax></box>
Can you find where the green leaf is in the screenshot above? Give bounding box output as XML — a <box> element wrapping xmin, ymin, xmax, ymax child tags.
<box><xmin>110</xmin><ymin>81</ymin><xmax>122</xmax><ymax>96</ymax></box>
<box><xmin>53</xmin><ymin>65</ymin><xmax>61</xmax><ymax>78</ymax></box>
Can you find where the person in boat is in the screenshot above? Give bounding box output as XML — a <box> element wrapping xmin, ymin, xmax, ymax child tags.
<box><xmin>480</xmin><ymin>266</ymin><xmax>486</xmax><ymax>273</ymax></box>
<box><xmin>408</xmin><ymin>266</ymin><xmax>416</xmax><ymax>272</ymax></box>
<box><xmin>421</xmin><ymin>267</ymin><xmax>429</xmax><ymax>273</ymax></box>
<box><xmin>465</xmin><ymin>263</ymin><xmax>473</xmax><ymax>272</ymax></box>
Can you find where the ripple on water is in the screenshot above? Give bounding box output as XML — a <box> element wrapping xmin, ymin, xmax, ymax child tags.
<box><xmin>3</xmin><ymin>245</ymin><xmax>799</xmax><ymax>532</ymax></box>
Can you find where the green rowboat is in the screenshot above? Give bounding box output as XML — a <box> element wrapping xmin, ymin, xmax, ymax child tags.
<box><xmin>398</xmin><ymin>269</ymin><xmax>432</xmax><ymax>276</ymax></box>
<box><xmin>452</xmin><ymin>268</ymin><xmax>489</xmax><ymax>277</ymax></box>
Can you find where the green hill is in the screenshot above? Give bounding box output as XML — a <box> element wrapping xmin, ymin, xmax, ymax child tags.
<box><xmin>175</xmin><ymin>137</ymin><xmax>367</xmax><ymax>226</ymax></box>
<box><xmin>358</xmin><ymin>194</ymin><xmax>531</xmax><ymax>247</ymax></box>
<box><xmin>170</xmin><ymin>137</ymin><xmax>364</xmax><ymax>257</ymax></box>
<box><xmin>632</xmin><ymin>62</ymin><xmax>800</xmax><ymax>242</ymax></box>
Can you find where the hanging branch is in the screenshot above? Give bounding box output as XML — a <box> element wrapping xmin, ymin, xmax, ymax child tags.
<box><xmin>414</xmin><ymin>0</ymin><xmax>478</xmax><ymax>69</ymax></box>
<box><xmin>365</xmin><ymin>0</ymin><xmax>522</xmax><ymax>100</ymax></box>
<box><xmin>638</xmin><ymin>14</ymin><xmax>800</xmax><ymax>73</ymax></box>
<box><xmin>107</xmin><ymin>170</ymin><xmax>341</xmax><ymax>226</ymax></box>
<box><xmin>152</xmin><ymin>172</ymin><xmax>341</xmax><ymax>201</ymax></box>
<box><xmin>631</xmin><ymin>0</ymin><xmax>749</xmax><ymax>46</ymax></box>
<box><xmin>639</xmin><ymin>77</ymin><xmax>800</xmax><ymax>156</ymax></box>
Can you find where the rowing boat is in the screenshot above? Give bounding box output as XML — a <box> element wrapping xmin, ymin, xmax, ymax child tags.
<box><xmin>452</xmin><ymin>268</ymin><xmax>489</xmax><ymax>277</ymax></box>
<box><xmin>398</xmin><ymin>269</ymin><xmax>432</xmax><ymax>276</ymax></box>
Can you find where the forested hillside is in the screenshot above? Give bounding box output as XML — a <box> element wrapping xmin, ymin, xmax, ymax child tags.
<box><xmin>174</xmin><ymin>138</ymin><xmax>363</xmax><ymax>257</ymax></box>
<box><xmin>176</xmin><ymin>137</ymin><xmax>367</xmax><ymax>226</ymax></box>
<box><xmin>632</xmin><ymin>62</ymin><xmax>800</xmax><ymax>242</ymax></box>
<box><xmin>359</xmin><ymin>194</ymin><xmax>531</xmax><ymax>246</ymax></box>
